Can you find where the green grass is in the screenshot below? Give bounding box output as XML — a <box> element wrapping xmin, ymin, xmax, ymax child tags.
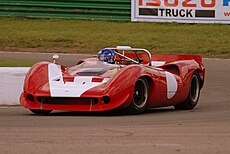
<box><xmin>0</xmin><ymin>58</ymin><xmax>35</xmax><ymax>67</ymax></box>
<box><xmin>0</xmin><ymin>17</ymin><xmax>230</xmax><ymax>57</ymax></box>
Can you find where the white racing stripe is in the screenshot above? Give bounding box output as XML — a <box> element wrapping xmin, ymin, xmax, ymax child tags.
<box><xmin>48</xmin><ymin>63</ymin><xmax>108</xmax><ymax>97</ymax></box>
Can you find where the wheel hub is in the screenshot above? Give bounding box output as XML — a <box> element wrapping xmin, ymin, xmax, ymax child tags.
<box><xmin>133</xmin><ymin>79</ymin><xmax>148</xmax><ymax>108</ymax></box>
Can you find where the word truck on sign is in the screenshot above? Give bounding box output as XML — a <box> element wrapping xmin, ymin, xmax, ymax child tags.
<box><xmin>131</xmin><ymin>0</ymin><xmax>230</xmax><ymax>23</ymax></box>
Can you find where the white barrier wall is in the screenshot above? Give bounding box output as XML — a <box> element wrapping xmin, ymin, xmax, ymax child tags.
<box><xmin>132</xmin><ymin>0</ymin><xmax>230</xmax><ymax>23</ymax></box>
<box><xmin>0</xmin><ymin>67</ymin><xmax>30</xmax><ymax>105</ymax></box>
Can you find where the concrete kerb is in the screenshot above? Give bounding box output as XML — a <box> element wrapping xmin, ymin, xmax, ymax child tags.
<box><xmin>0</xmin><ymin>67</ymin><xmax>30</xmax><ymax>105</ymax></box>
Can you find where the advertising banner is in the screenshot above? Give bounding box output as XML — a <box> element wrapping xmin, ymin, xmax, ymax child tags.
<box><xmin>131</xmin><ymin>0</ymin><xmax>230</xmax><ymax>23</ymax></box>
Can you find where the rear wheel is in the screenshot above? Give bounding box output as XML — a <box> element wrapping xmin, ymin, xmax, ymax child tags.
<box><xmin>126</xmin><ymin>78</ymin><xmax>148</xmax><ymax>114</ymax></box>
<box><xmin>174</xmin><ymin>72</ymin><xmax>200</xmax><ymax>110</ymax></box>
<box><xmin>29</xmin><ymin>109</ymin><xmax>52</xmax><ymax>115</ymax></box>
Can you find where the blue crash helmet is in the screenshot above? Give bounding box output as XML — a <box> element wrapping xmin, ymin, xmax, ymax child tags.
<box><xmin>98</xmin><ymin>49</ymin><xmax>115</xmax><ymax>64</ymax></box>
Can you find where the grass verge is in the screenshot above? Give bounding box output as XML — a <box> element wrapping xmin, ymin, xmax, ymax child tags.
<box><xmin>0</xmin><ymin>58</ymin><xmax>35</xmax><ymax>67</ymax></box>
<box><xmin>0</xmin><ymin>17</ymin><xmax>230</xmax><ymax>58</ymax></box>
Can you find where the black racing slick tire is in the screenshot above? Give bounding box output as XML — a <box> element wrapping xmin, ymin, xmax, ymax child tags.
<box><xmin>29</xmin><ymin>109</ymin><xmax>52</xmax><ymax>115</ymax></box>
<box><xmin>174</xmin><ymin>72</ymin><xmax>201</xmax><ymax>110</ymax></box>
<box><xmin>126</xmin><ymin>78</ymin><xmax>149</xmax><ymax>115</ymax></box>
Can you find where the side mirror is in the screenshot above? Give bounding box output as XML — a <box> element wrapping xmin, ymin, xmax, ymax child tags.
<box><xmin>52</xmin><ymin>54</ymin><xmax>59</xmax><ymax>64</ymax></box>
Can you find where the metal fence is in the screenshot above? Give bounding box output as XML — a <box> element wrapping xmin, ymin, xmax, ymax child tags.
<box><xmin>0</xmin><ymin>0</ymin><xmax>131</xmax><ymax>21</ymax></box>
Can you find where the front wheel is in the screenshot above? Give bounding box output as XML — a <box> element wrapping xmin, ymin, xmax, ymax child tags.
<box><xmin>174</xmin><ymin>72</ymin><xmax>201</xmax><ymax>110</ymax></box>
<box><xmin>126</xmin><ymin>78</ymin><xmax>148</xmax><ymax>114</ymax></box>
<box><xmin>29</xmin><ymin>109</ymin><xmax>52</xmax><ymax>115</ymax></box>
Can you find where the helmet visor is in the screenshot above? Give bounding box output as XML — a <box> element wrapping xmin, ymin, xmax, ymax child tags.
<box><xmin>98</xmin><ymin>54</ymin><xmax>110</xmax><ymax>61</ymax></box>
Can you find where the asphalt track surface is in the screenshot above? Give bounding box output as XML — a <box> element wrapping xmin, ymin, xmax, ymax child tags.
<box><xmin>0</xmin><ymin>52</ymin><xmax>230</xmax><ymax>154</ymax></box>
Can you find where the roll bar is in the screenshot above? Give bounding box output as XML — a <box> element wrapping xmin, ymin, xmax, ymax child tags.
<box><xmin>106</xmin><ymin>46</ymin><xmax>152</xmax><ymax>66</ymax></box>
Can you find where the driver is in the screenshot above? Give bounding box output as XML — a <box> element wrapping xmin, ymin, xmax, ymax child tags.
<box><xmin>98</xmin><ymin>49</ymin><xmax>115</xmax><ymax>64</ymax></box>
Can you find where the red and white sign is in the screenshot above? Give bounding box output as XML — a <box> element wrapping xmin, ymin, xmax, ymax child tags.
<box><xmin>131</xmin><ymin>0</ymin><xmax>230</xmax><ymax>23</ymax></box>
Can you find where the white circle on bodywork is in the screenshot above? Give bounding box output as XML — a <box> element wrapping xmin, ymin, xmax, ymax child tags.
<box><xmin>165</xmin><ymin>72</ymin><xmax>178</xmax><ymax>99</ymax></box>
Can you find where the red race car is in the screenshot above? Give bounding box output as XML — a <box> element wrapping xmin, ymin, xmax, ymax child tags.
<box><xmin>20</xmin><ymin>46</ymin><xmax>205</xmax><ymax>115</ymax></box>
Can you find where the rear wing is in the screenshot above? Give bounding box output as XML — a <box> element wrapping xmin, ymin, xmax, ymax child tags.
<box><xmin>151</xmin><ymin>54</ymin><xmax>203</xmax><ymax>64</ymax></box>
